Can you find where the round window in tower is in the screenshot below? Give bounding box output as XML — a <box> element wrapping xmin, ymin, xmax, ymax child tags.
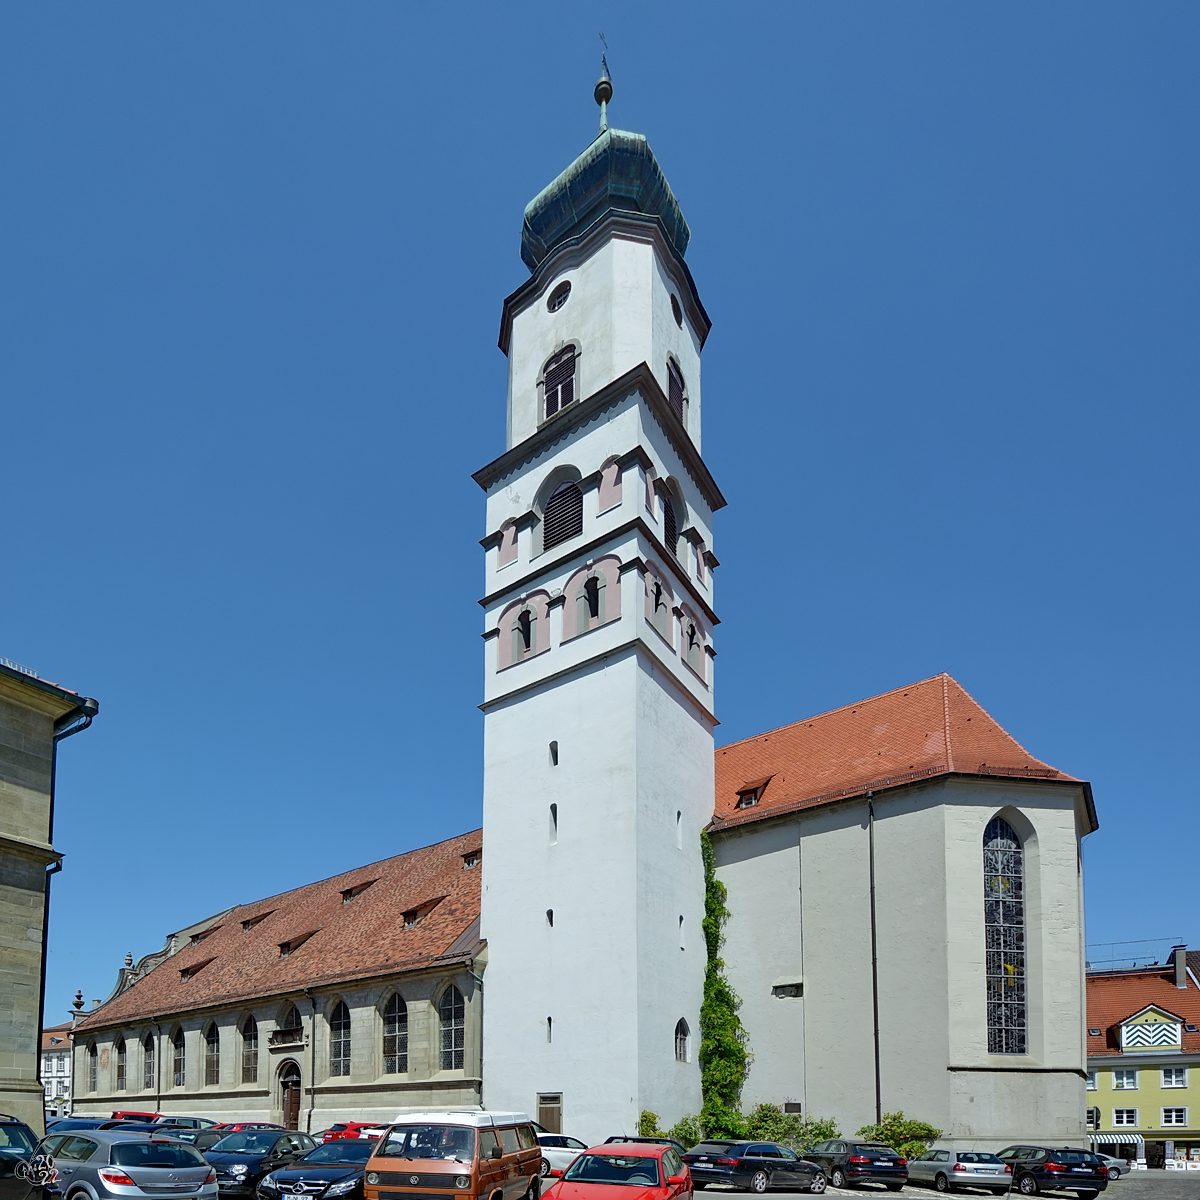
<box><xmin>547</xmin><ymin>281</ymin><xmax>571</xmax><ymax>312</ymax></box>
<box><xmin>670</xmin><ymin>293</ymin><xmax>683</xmax><ymax>327</ymax></box>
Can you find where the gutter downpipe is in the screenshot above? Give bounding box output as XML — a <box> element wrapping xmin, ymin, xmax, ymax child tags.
<box><xmin>304</xmin><ymin>989</ymin><xmax>317</xmax><ymax>1133</ymax></box>
<box><xmin>867</xmin><ymin>793</ymin><xmax>882</xmax><ymax>1126</ymax></box>
<box><xmin>35</xmin><ymin>698</ymin><xmax>98</xmax><ymax>1127</ymax></box>
<box><xmin>466</xmin><ymin>960</ymin><xmax>484</xmax><ymax>1109</ymax></box>
<box><xmin>153</xmin><ymin>1021</ymin><xmax>162</xmax><ymax>1114</ymax></box>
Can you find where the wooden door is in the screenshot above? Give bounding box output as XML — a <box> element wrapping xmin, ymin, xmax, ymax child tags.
<box><xmin>279</xmin><ymin>1062</ymin><xmax>302</xmax><ymax>1130</ymax></box>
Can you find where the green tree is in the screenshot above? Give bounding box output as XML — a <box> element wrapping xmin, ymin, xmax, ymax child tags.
<box><xmin>744</xmin><ymin>1104</ymin><xmax>841</xmax><ymax>1152</ymax></box>
<box><xmin>698</xmin><ymin>832</ymin><xmax>749</xmax><ymax>1132</ymax></box>
<box><xmin>638</xmin><ymin>1112</ymin><xmax>665</xmax><ymax>1138</ymax></box>
<box><xmin>856</xmin><ymin>1112</ymin><xmax>943</xmax><ymax>1160</ymax></box>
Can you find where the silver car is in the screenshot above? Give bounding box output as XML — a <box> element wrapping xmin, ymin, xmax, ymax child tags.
<box><xmin>907</xmin><ymin>1150</ymin><xmax>1010</xmax><ymax>1194</ymax></box>
<box><xmin>1095</xmin><ymin>1155</ymin><xmax>1129</xmax><ymax>1181</ymax></box>
<box><xmin>535</xmin><ymin>1135</ymin><xmax>589</xmax><ymax>1177</ymax></box>
<box><xmin>39</xmin><ymin>1129</ymin><xmax>218</xmax><ymax>1200</ymax></box>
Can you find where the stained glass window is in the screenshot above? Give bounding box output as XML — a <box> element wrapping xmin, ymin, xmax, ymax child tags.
<box><xmin>329</xmin><ymin>1002</ymin><xmax>351</xmax><ymax>1077</ymax></box>
<box><xmin>984</xmin><ymin>816</ymin><xmax>1026</xmax><ymax>1054</ymax></box>
<box><xmin>383</xmin><ymin>994</ymin><xmax>408</xmax><ymax>1074</ymax></box>
<box><xmin>440</xmin><ymin>986</ymin><xmax>465</xmax><ymax>1070</ymax></box>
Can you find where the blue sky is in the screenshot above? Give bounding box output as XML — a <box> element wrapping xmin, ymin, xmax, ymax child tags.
<box><xmin>1</xmin><ymin>2</ymin><xmax>1195</xmax><ymax>1019</ymax></box>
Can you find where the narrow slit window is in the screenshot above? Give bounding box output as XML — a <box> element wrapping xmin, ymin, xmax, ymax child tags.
<box><xmin>142</xmin><ymin>1034</ymin><xmax>155</xmax><ymax>1091</ymax></box>
<box><xmin>663</xmin><ymin>496</ymin><xmax>678</xmax><ymax>556</ymax></box>
<box><xmin>241</xmin><ymin>1016</ymin><xmax>258</xmax><ymax>1083</ymax></box>
<box><xmin>513</xmin><ymin>609</ymin><xmax>536</xmax><ymax>661</ymax></box>
<box><xmin>329</xmin><ymin>1002</ymin><xmax>351</xmax><ymax>1077</ymax></box>
<box><xmin>115</xmin><ymin>1038</ymin><xmax>126</xmax><ymax>1091</ymax></box>
<box><xmin>667</xmin><ymin>360</ymin><xmax>685</xmax><ymax>421</ymax></box>
<box><xmin>675</xmin><ymin>1019</ymin><xmax>690</xmax><ymax>1063</ymax></box>
<box><xmin>546</xmin><ymin>909</ymin><xmax>554</xmax><ymax>927</ymax></box>
<box><xmin>204</xmin><ymin>1024</ymin><xmax>220</xmax><ymax>1086</ymax></box>
<box><xmin>172</xmin><ymin>1029</ymin><xmax>185</xmax><ymax>1088</ymax></box>
<box><xmin>549</xmin><ymin>803</ymin><xmax>558</xmax><ymax>846</ymax></box>
<box><xmin>547</xmin><ymin>1016</ymin><xmax>553</xmax><ymax>1043</ymax></box>
<box><xmin>549</xmin><ymin>741</ymin><xmax>559</xmax><ymax>766</ymax></box>
<box><xmin>543</xmin><ymin>348</ymin><xmax>576</xmax><ymax>418</ymax></box>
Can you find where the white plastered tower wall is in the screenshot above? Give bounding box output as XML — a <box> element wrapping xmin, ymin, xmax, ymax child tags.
<box><xmin>478</xmin><ymin>124</ymin><xmax>720</xmax><ymax>1144</ymax></box>
<box><xmin>712</xmin><ymin>778</ymin><xmax>1091</xmax><ymax>1150</ymax></box>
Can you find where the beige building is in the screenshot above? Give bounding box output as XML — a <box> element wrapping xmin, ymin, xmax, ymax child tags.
<box><xmin>70</xmin><ymin>831</ymin><xmax>484</xmax><ymax>1129</ymax></box>
<box><xmin>0</xmin><ymin>658</ymin><xmax>97</xmax><ymax>1131</ymax></box>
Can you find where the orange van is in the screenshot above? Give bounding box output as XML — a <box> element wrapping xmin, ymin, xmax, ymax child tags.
<box><xmin>364</xmin><ymin>1112</ymin><xmax>541</xmax><ymax>1200</ymax></box>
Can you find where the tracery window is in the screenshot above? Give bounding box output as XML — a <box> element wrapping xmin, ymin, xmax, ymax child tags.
<box><xmin>984</xmin><ymin>816</ymin><xmax>1026</xmax><ymax>1054</ymax></box>
<box><xmin>143</xmin><ymin>1034</ymin><xmax>155</xmax><ymax>1091</ymax></box>
<box><xmin>543</xmin><ymin>348</ymin><xmax>576</xmax><ymax>418</ymax></box>
<box><xmin>675</xmin><ymin>1019</ymin><xmax>690</xmax><ymax>1063</ymax></box>
<box><xmin>204</xmin><ymin>1024</ymin><xmax>220</xmax><ymax>1085</ymax></box>
<box><xmin>87</xmin><ymin>1042</ymin><xmax>98</xmax><ymax>1092</ymax></box>
<box><xmin>440</xmin><ymin>985</ymin><xmax>465</xmax><ymax>1070</ymax></box>
<box><xmin>383</xmin><ymin>994</ymin><xmax>408</xmax><ymax>1074</ymax></box>
<box><xmin>242</xmin><ymin>1016</ymin><xmax>259</xmax><ymax>1083</ymax></box>
<box><xmin>329</xmin><ymin>1002</ymin><xmax>351</xmax><ymax>1077</ymax></box>
<box><xmin>543</xmin><ymin>481</ymin><xmax>583</xmax><ymax>550</ymax></box>
<box><xmin>172</xmin><ymin>1028</ymin><xmax>186</xmax><ymax>1088</ymax></box>
<box><xmin>115</xmin><ymin>1037</ymin><xmax>126</xmax><ymax>1091</ymax></box>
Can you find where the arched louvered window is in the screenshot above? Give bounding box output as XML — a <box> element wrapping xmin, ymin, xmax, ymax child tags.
<box><xmin>984</xmin><ymin>816</ymin><xmax>1026</xmax><ymax>1054</ymax></box>
<box><xmin>241</xmin><ymin>1016</ymin><xmax>259</xmax><ymax>1083</ymax></box>
<box><xmin>543</xmin><ymin>348</ymin><xmax>576</xmax><ymax>419</ymax></box>
<box><xmin>512</xmin><ymin>609</ymin><xmax>536</xmax><ymax>662</ymax></box>
<box><xmin>543</xmin><ymin>481</ymin><xmax>583</xmax><ymax>550</ymax></box>
<box><xmin>87</xmin><ymin>1042</ymin><xmax>98</xmax><ymax>1091</ymax></box>
<box><xmin>204</xmin><ymin>1024</ymin><xmax>220</xmax><ymax>1085</ymax></box>
<box><xmin>115</xmin><ymin>1037</ymin><xmax>127</xmax><ymax>1091</ymax></box>
<box><xmin>674</xmin><ymin>1019</ymin><xmax>690</xmax><ymax>1063</ymax></box>
<box><xmin>383</xmin><ymin>994</ymin><xmax>408</xmax><ymax>1074</ymax></box>
<box><xmin>440</xmin><ymin>986</ymin><xmax>465</xmax><ymax>1070</ymax></box>
<box><xmin>667</xmin><ymin>360</ymin><xmax>685</xmax><ymax>421</ymax></box>
<box><xmin>143</xmin><ymin>1033</ymin><xmax>155</xmax><ymax>1091</ymax></box>
<box><xmin>172</xmin><ymin>1029</ymin><xmax>186</xmax><ymax>1088</ymax></box>
<box><xmin>663</xmin><ymin>496</ymin><xmax>678</xmax><ymax>556</ymax></box>
<box><xmin>329</xmin><ymin>1002</ymin><xmax>351</xmax><ymax>1077</ymax></box>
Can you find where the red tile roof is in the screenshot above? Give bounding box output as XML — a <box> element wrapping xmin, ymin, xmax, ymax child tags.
<box><xmin>74</xmin><ymin>831</ymin><xmax>483</xmax><ymax>1032</ymax></box>
<box><xmin>1087</xmin><ymin>966</ymin><xmax>1200</xmax><ymax>1055</ymax></box>
<box><xmin>41</xmin><ymin>1022</ymin><xmax>72</xmax><ymax>1051</ymax></box>
<box><xmin>712</xmin><ymin>674</ymin><xmax>1086</xmax><ymax>831</ymax></box>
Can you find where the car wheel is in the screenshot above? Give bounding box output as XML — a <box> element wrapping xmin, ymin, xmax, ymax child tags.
<box><xmin>523</xmin><ymin>1177</ymin><xmax>540</xmax><ymax>1200</ymax></box>
<box><xmin>831</xmin><ymin>1168</ymin><xmax>847</xmax><ymax>1189</ymax></box>
<box><xmin>1016</xmin><ymin>1175</ymin><xmax>1038</xmax><ymax>1196</ymax></box>
<box><xmin>749</xmin><ymin>1170</ymin><xmax>770</xmax><ymax>1194</ymax></box>
<box><xmin>935</xmin><ymin>1174</ymin><xmax>952</xmax><ymax>1193</ymax></box>
<box><xmin>540</xmin><ymin>1160</ymin><xmax>551</xmax><ymax>1178</ymax></box>
<box><xmin>1107</xmin><ymin>1169</ymin><xmax>1119</xmax><ymax>1182</ymax></box>
<box><xmin>809</xmin><ymin>1174</ymin><xmax>827</xmax><ymax>1195</ymax></box>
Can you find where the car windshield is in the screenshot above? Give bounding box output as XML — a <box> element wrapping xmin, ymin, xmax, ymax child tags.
<box><xmin>111</xmin><ymin>1144</ymin><xmax>206</xmax><ymax>1168</ymax></box>
<box><xmin>689</xmin><ymin>1143</ymin><xmax>737</xmax><ymax>1157</ymax></box>
<box><xmin>1051</xmin><ymin>1153</ymin><xmax>1099</xmax><ymax>1165</ymax></box>
<box><xmin>0</xmin><ymin>1127</ymin><xmax>36</xmax><ymax>1154</ymax></box>
<box><xmin>957</xmin><ymin>1154</ymin><xmax>1003</xmax><ymax>1164</ymax></box>
<box><xmin>298</xmin><ymin>1143</ymin><xmax>376</xmax><ymax>1165</ymax></box>
<box><xmin>211</xmin><ymin>1133</ymin><xmax>280</xmax><ymax>1153</ymax></box>
<box><xmin>379</xmin><ymin>1126</ymin><xmax>476</xmax><ymax>1162</ymax></box>
<box><xmin>564</xmin><ymin>1155</ymin><xmax>662</xmax><ymax>1187</ymax></box>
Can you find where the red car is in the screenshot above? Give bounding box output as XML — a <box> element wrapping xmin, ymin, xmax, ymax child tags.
<box><xmin>543</xmin><ymin>1142</ymin><xmax>691</xmax><ymax>1200</ymax></box>
<box><xmin>211</xmin><ymin>1122</ymin><xmax>286</xmax><ymax>1132</ymax></box>
<box><xmin>318</xmin><ymin>1123</ymin><xmax>386</xmax><ymax>1142</ymax></box>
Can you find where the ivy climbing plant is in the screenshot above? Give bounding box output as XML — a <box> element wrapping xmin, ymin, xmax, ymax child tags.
<box><xmin>699</xmin><ymin>831</ymin><xmax>750</xmax><ymax>1131</ymax></box>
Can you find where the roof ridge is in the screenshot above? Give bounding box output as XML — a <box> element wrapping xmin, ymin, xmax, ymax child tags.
<box><xmin>716</xmin><ymin>673</ymin><xmax>951</xmax><ymax>753</ymax></box>
<box><xmin>942</xmin><ymin>674</ymin><xmax>955</xmax><ymax>772</ymax></box>
<box><xmin>944</xmin><ymin>676</ymin><xmax>1066</xmax><ymax>773</ymax></box>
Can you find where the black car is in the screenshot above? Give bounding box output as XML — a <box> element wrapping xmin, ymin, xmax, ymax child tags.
<box><xmin>0</xmin><ymin>1114</ymin><xmax>39</xmax><ymax>1200</ymax></box>
<box><xmin>996</xmin><ymin>1147</ymin><xmax>1108</xmax><ymax>1198</ymax></box>
<box><xmin>207</xmin><ymin>1131</ymin><xmax>317</xmax><ymax>1196</ymax></box>
<box><xmin>804</xmin><ymin>1140</ymin><xmax>907</xmax><ymax>1191</ymax></box>
<box><xmin>683</xmin><ymin>1140</ymin><xmax>828</xmax><ymax>1194</ymax></box>
<box><xmin>256</xmin><ymin>1136</ymin><xmax>375</xmax><ymax>1200</ymax></box>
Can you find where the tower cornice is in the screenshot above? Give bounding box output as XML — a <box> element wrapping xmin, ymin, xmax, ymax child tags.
<box><xmin>472</xmin><ymin>360</ymin><xmax>726</xmax><ymax>513</ymax></box>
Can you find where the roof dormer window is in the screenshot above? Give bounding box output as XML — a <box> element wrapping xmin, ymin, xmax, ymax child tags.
<box><xmin>543</xmin><ymin>348</ymin><xmax>576</xmax><ymax>419</ymax></box>
<box><xmin>736</xmin><ymin>789</ymin><xmax>759</xmax><ymax>809</ymax></box>
<box><xmin>340</xmin><ymin>880</ymin><xmax>377</xmax><ymax>904</ymax></box>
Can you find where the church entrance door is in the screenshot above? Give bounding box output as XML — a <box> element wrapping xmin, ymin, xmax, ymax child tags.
<box><xmin>279</xmin><ymin>1061</ymin><xmax>302</xmax><ymax>1130</ymax></box>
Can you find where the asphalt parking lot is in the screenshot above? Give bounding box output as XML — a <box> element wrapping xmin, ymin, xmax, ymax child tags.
<box><xmin>700</xmin><ymin>1171</ymin><xmax>1200</xmax><ymax>1200</ymax></box>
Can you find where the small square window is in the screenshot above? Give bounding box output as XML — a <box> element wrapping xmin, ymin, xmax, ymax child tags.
<box><xmin>1163</xmin><ymin>1108</ymin><xmax>1187</xmax><ymax>1127</ymax></box>
<box><xmin>1113</xmin><ymin>1109</ymin><xmax>1138</xmax><ymax>1127</ymax></box>
<box><xmin>1088</xmin><ymin>1028</ymin><xmax>1102</xmax><ymax>1037</ymax></box>
<box><xmin>1114</xmin><ymin>1069</ymin><xmax>1138</xmax><ymax>1090</ymax></box>
<box><xmin>1164</xmin><ymin>1068</ymin><xmax>1187</xmax><ymax>1088</ymax></box>
<box><xmin>736</xmin><ymin>790</ymin><xmax>759</xmax><ymax>809</ymax></box>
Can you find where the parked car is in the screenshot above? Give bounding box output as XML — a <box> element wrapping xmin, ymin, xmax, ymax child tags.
<box><xmin>537</xmin><ymin>1135</ymin><xmax>589</xmax><ymax>1176</ymax></box>
<box><xmin>43</xmin><ymin>1122</ymin><xmax>132</xmax><ymax>1134</ymax></box>
<box><xmin>996</xmin><ymin>1147</ymin><xmax>1108</xmax><ymax>1198</ymax></box>
<box><xmin>0</xmin><ymin>1113</ymin><xmax>40</xmax><ymax>1200</ymax></box>
<box><xmin>605</xmin><ymin>1138</ymin><xmax>688</xmax><ymax>1154</ymax></box>
<box><xmin>683</xmin><ymin>1139</ymin><xmax>827</xmax><ymax>1193</ymax></box>
<box><xmin>176</xmin><ymin>1132</ymin><xmax>233</xmax><ymax>1154</ymax></box>
<box><xmin>320</xmin><ymin>1126</ymin><xmax>384</xmax><ymax>1143</ymax></box>
<box><xmin>803</xmin><ymin>1140</ymin><xmax>907</xmax><ymax>1191</ymax></box>
<box><xmin>212</xmin><ymin>1127</ymin><xmax>285</xmax><ymax>1135</ymax></box>
<box><xmin>37</xmin><ymin>1129</ymin><xmax>217</xmax><ymax>1200</ymax></box>
<box><xmin>544</xmin><ymin>1143</ymin><xmax>691</xmax><ymax>1200</ymax></box>
<box><xmin>1095</xmin><ymin>1156</ymin><xmax>1129</xmax><ymax>1182</ymax></box>
<box><xmin>153</xmin><ymin>1119</ymin><xmax>221</xmax><ymax>1130</ymax></box>
<box><xmin>256</xmin><ymin>1137</ymin><xmax>376</xmax><ymax>1200</ymax></box>
<box><xmin>907</xmin><ymin>1150</ymin><xmax>1011</xmax><ymax>1194</ymax></box>
<box><xmin>109</xmin><ymin>1114</ymin><xmax>162</xmax><ymax>1124</ymax></box>
<box><xmin>206</xmin><ymin>1132</ymin><xmax>316</xmax><ymax>1196</ymax></box>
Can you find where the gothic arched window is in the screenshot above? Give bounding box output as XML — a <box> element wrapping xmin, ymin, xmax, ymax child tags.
<box><xmin>142</xmin><ymin>1033</ymin><xmax>155</xmax><ymax>1091</ymax></box>
<box><xmin>204</xmin><ymin>1024</ymin><xmax>220</xmax><ymax>1085</ymax></box>
<box><xmin>87</xmin><ymin>1042</ymin><xmax>98</xmax><ymax>1092</ymax></box>
<box><xmin>172</xmin><ymin>1029</ymin><xmax>186</xmax><ymax>1088</ymax></box>
<box><xmin>383</xmin><ymin>994</ymin><xmax>408</xmax><ymax>1074</ymax></box>
<box><xmin>674</xmin><ymin>1019</ymin><xmax>690</xmax><ymax>1063</ymax></box>
<box><xmin>241</xmin><ymin>1016</ymin><xmax>259</xmax><ymax>1083</ymax></box>
<box><xmin>543</xmin><ymin>347</ymin><xmax>576</xmax><ymax>419</ymax></box>
<box><xmin>440</xmin><ymin>985</ymin><xmax>465</xmax><ymax>1071</ymax></box>
<box><xmin>281</xmin><ymin>1003</ymin><xmax>303</xmax><ymax>1033</ymax></box>
<box><xmin>115</xmin><ymin>1037</ymin><xmax>127</xmax><ymax>1091</ymax></box>
<box><xmin>984</xmin><ymin>816</ymin><xmax>1026</xmax><ymax>1054</ymax></box>
<box><xmin>329</xmin><ymin>1002</ymin><xmax>351</xmax><ymax>1077</ymax></box>
<box><xmin>543</xmin><ymin>481</ymin><xmax>583</xmax><ymax>550</ymax></box>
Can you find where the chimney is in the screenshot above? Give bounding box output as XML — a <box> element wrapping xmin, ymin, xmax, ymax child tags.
<box><xmin>1174</xmin><ymin>945</ymin><xmax>1188</xmax><ymax>989</ymax></box>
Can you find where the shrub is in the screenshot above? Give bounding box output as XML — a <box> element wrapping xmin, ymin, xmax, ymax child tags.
<box><xmin>744</xmin><ymin>1104</ymin><xmax>840</xmax><ymax>1152</ymax></box>
<box><xmin>856</xmin><ymin>1112</ymin><xmax>943</xmax><ymax>1160</ymax></box>
<box><xmin>638</xmin><ymin>1111</ymin><xmax>665</xmax><ymax>1137</ymax></box>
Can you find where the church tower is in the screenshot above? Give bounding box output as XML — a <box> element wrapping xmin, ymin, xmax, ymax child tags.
<box><xmin>476</xmin><ymin>73</ymin><xmax>723</xmax><ymax>1142</ymax></box>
